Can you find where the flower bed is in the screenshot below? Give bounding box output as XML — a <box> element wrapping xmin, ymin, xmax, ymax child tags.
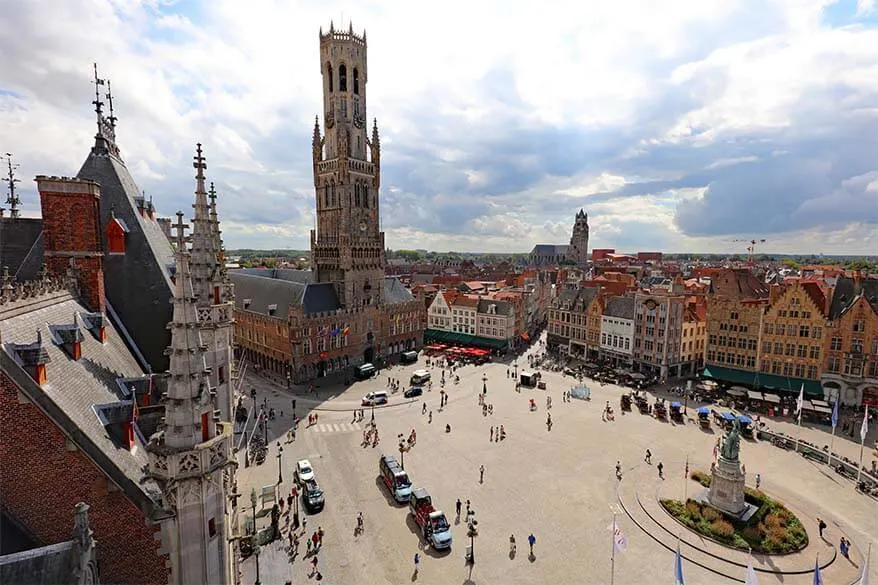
<box><xmin>659</xmin><ymin>471</ymin><xmax>808</xmax><ymax>554</ymax></box>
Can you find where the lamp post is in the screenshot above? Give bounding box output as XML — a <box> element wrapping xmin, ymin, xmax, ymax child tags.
<box><xmin>399</xmin><ymin>441</ymin><xmax>406</xmax><ymax>469</ymax></box>
<box><xmin>466</xmin><ymin>512</ymin><xmax>478</xmax><ymax>565</ymax></box>
<box><xmin>250</xmin><ymin>488</ymin><xmax>261</xmax><ymax>585</ymax></box>
<box><xmin>252</xmin><ymin>541</ymin><xmax>261</xmax><ymax>585</ymax></box>
<box><xmin>250</xmin><ymin>488</ymin><xmax>258</xmax><ymax>534</ymax></box>
<box><xmin>276</xmin><ymin>442</ymin><xmax>283</xmax><ymax>485</ymax></box>
<box><xmin>371</xmin><ymin>403</ymin><xmax>375</xmax><ymax>424</ymax></box>
<box><xmin>263</xmin><ymin>411</ymin><xmax>268</xmax><ymax>445</ymax></box>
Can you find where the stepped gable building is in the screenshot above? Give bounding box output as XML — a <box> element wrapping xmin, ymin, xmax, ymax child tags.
<box><xmin>529</xmin><ymin>209</ymin><xmax>590</xmax><ymax>268</ymax></box>
<box><xmin>231</xmin><ymin>24</ymin><xmax>423</xmax><ymax>383</ymax></box>
<box><xmin>146</xmin><ymin>214</ymin><xmax>236</xmax><ymax>585</ymax></box>
<box><xmin>822</xmin><ymin>273</ymin><xmax>878</xmax><ymax>406</ymax></box>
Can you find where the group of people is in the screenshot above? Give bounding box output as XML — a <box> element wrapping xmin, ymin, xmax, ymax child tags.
<box><xmin>362</xmin><ymin>421</ymin><xmax>380</xmax><ymax>447</ymax></box>
<box><xmin>489</xmin><ymin>425</ymin><xmax>507</xmax><ymax>442</ymax></box>
<box><xmin>602</xmin><ymin>401</ymin><xmax>616</xmax><ymax>422</ymax></box>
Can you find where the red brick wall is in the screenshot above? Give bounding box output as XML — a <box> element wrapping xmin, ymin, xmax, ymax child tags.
<box><xmin>0</xmin><ymin>371</ymin><xmax>169</xmax><ymax>585</ymax></box>
<box><xmin>39</xmin><ymin>181</ymin><xmax>106</xmax><ymax>313</ymax></box>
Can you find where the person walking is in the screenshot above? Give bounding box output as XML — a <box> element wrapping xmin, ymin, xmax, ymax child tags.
<box><xmin>615</xmin><ymin>460</ymin><xmax>622</xmax><ymax>480</ymax></box>
<box><xmin>479</xmin><ymin>464</ymin><xmax>485</xmax><ymax>484</ymax></box>
<box><xmin>657</xmin><ymin>461</ymin><xmax>664</xmax><ymax>479</ymax></box>
<box><xmin>414</xmin><ymin>552</ymin><xmax>421</xmax><ymax>574</ymax></box>
<box><xmin>422</xmin><ymin>402</ymin><xmax>427</xmax><ymax>415</ymax></box>
<box><xmin>645</xmin><ymin>449</ymin><xmax>652</xmax><ymax>464</ymax></box>
<box><xmin>818</xmin><ymin>518</ymin><xmax>827</xmax><ymax>538</ymax></box>
<box><xmin>490</xmin><ymin>426</ymin><xmax>494</xmax><ymax>442</ymax></box>
<box><xmin>755</xmin><ymin>473</ymin><xmax>761</xmax><ymax>489</ymax></box>
<box><xmin>428</xmin><ymin>411</ymin><xmax>433</xmax><ymax>424</ymax></box>
<box><xmin>456</xmin><ymin>498</ymin><xmax>462</xmax><ymax>517</ymax></box>
<box><xmin>528</xmin><ymin>533</ymin><xmax>536</xmax><ymax>555</ymax></box>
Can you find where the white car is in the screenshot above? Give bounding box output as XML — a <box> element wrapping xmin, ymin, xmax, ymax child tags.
<box><xmin>295</xmin><ymin>459</ymin><xmax>315</xmax><ymax>484</ymax></box>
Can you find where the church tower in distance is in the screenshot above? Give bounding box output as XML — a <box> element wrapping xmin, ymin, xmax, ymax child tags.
<box><xmin>568</xmin><ymin>209</ymin><xmax>590</xmax><ymax>268</ymax></box>
<box><xmin>311</xmin><ymin>21</ymin><xmax>386</xmax><ymax>309</ymax></box>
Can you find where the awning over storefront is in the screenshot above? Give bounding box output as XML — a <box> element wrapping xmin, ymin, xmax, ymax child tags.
<box><xmin>701</xmin><ymin>365</ymin><xmax>823</xmax><ymax>397</ymax></box>
<box><xmin>520</xmin><ymin>332</ymin><xmax>530</xmax><ymax>341</ymax></box>
<box><xmin>747</xmin><ymin>390</ymin><xmax>764</xmax><ymax>401</ymax></box>
<box><xmin>424</xmin><ymin>328</ymin><xmax>507</xmax><ymax>350</ymax></box>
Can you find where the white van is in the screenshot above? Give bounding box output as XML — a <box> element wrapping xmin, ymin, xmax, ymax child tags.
<box><xmin>410</xmin><ymin>369</ymin><xmax>431</xmax><ymax>385</ymax></box>
<box><xmin>362</xmin><ymin>391</ymin><xmax>388</xmax><ymax>406</ymax></box>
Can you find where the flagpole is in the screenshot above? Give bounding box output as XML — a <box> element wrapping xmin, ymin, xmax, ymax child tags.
<box><xmin>863</xmin><ymin>542</ymin><xmax>871</xmax><ymax>585</ymax></box>
<box><xmin>610</xmin><ymin>510</ymin><xmax>616</xmax><ymax>585</ymax></box>
<box><xmin>795</xmin><ymin>383</ymin><xmax>805</xmax><ymax>454</ymax></box>
<box><xmin>828</xmin><ymin>407</ymin><xmax>838</xmax><ymax>468</ymax></box>
<box><xmin>857</xmin><ymin>407</ymin><xmax>869</xmax><ymax>487</ymax></box>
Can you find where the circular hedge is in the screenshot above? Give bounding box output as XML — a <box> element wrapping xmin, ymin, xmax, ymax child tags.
<box><xmin>660</xmin><ymin>471</ymin><xmax>808</xmax><ymax>554</ymax></box>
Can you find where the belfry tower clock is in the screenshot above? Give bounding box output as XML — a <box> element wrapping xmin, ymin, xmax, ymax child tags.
<box><xmin>310</xmin><ymin>22</ymin><xmax>385</xmax><ymax>308</ymax></box>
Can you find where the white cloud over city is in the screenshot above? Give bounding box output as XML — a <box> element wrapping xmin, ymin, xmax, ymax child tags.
<box><xmin>1</xmin><ymin>0</ymin><xmax>877</xmax><ymax>254</ymax></box>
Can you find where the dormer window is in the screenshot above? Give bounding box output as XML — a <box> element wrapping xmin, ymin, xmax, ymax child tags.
<box><xmin>106</xmin><ymin>213</ymin><xmax>129</xmax><ymax>254</ymax></box>
<box><xmin>243</xmin><ymin>298</ymin><xmax>252</xmax><ymax>310</ymax></box>
<box><xmin>268</xmin><ymin>304</ymin><xmax>278</xmax><ymax>316</ymax></box>
<box><xmin>50</xmin><ymin>322</ymin><xmax>85</xmax><ymax>361</ymax></box>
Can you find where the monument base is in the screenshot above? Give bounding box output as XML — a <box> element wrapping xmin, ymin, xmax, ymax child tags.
<box><xmin>708</xmin><ymin>456</ymin><xmax>748</xmax><ymax>515</ymax></box>
<box><xmin>693</xmin><ymin>488</ymin><xmax>759</xmax><ymax>523</ymax></box>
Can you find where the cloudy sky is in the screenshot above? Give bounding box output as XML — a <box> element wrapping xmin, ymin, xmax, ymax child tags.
<box><xmin>2</xmin><ymin>0</ymin><xmax>878</xmax><ymax>254</ymax></box>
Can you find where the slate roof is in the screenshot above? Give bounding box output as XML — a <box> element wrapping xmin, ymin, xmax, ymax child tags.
<box><xmin>302</xmin><ymin>283</ymin><xmax>340</xmax><ymax>314</ymax></box>
<box><xmin>230</xmin><ymin>272</ymin><xmax>305</xmax><ymax>319</ymax></box>
<box><xmin>0</xmin><ymin>295</ymin><xmax>161</xmax><ymax>517</ymax></box>
<box><xmin>384</xmin><ymin>277</ymin><xmax>414</xmax><ymax>305</ymax></box>
<box><xmin>477</xmin><ymin>298</ymin><xmax>514</xmax><ymax>316</ymax></box>
<box><xmin>0</xmin><ymin>539</ymin><xmax>77</xmax><ymax>585</ymax></box>
<box><xmin>0</xmin><ymin>218</ymin><xmax>45</xmax><ymax>281</ymax></box>
<box><xmin>604</xmin><ymin>296</ymin><xmax>635</xmax><ymax>319</ymax></box>
<box><xmin>77</xmin><ymin>139</ymin><xmax>174</xmax><ymax>372</ymax></box>
<box><xmin>237</xmin><ymin>267</ymin><xmax>315</xmax><ymax>284</ymax></box>
<box><xmin>828</xmin><ymin>276</ymin><xmax>878</xmax><ymax>320</ymax></box>
<box><xmin>530</xmin><ymin>244</ymin><xmax>568</xmax><ymax>256</ymax></box>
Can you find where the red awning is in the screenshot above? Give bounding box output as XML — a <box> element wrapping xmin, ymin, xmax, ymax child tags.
<box><xmin>520</xmin><ymin>332</ymin><xmax>530</xmax><ymax>341</ymax></box>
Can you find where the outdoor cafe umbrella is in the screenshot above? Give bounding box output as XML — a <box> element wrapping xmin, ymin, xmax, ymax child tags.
<box><xmin>630</xmin><ymin>373</ymin><xmax>646</xmax><ymax>380</ymax></box>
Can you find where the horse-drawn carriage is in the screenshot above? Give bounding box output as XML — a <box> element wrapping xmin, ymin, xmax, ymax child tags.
<box><xmin>620</xmin><ymin>393</ymin><xmax>632</xmax><ymax>412</ymax></box>
<box><xmin>654</xmin><ymin>400</ymin><xmax>668</xmax><ymax>420</ymax></box>
<box><xmin>670</xmin><ymin>401</ymin><xmax>684</xmax><ymax>423</ymax></box>
<box><xmin>635</xmin><ymin>394</ymin><xmax>650</xmax><ymax>414</ymax></box>
<box><xmin>697</xmin><ymin>406</ymin><xmax>711</xmax><ymax>429</ymax></box>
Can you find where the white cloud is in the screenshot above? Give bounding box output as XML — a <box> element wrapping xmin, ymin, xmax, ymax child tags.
<box><xmin>1</xmin><ymin>0</ymin><xmax>877</xmax><ymax>254</ymax></box>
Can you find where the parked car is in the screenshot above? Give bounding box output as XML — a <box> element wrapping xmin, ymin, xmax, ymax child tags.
<box><xmin>404</xmin><ymin>386</ymin><xmax>423</xmax><ymax>398</ymax></box>
<box><xmin>302</xmin><ymin>479</ymin><xmax>325</xmax><ymax>512</ymax></box>
<box><xmin>295</xmin><ymin>459</ymin><xmax>315</xmax><ymax>484</ymax></box>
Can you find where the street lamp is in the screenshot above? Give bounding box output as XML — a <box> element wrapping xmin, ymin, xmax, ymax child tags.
<box><xmin>276</xmin><ymin>442</ymin><xmax>283</xmax><ymax>485</ymax></box>
<box><xmin>263</xmin><ymin>412</ymin><xmax>268</xmax><ymax>445</ymax></box>
<box><xmin>252</xmin><ymin>541</ymin><xmax>261</xmax><ymax>585</ymax></box>
<box><xmin>398</xmin><ymin>441</ymin><xmax>406</xmax><ymax>469</ymax></box>
<box><xmin>466</xmin><ymin>511</ymin><xmax>478</xmax><ymax>565</ymax></box>
<box><xmin>371</xmin><ymin>403</ymin><xmax>375</xmax><ymax>424</ymax></box>
<box><xmin>249</xmin><ymin>488</ymin><xmax>261</xmax><ymax>585</ymax></box>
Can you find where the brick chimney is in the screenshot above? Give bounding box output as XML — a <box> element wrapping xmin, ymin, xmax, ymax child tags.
<box><xmin>37</xmin><ymin>176</ymin><xmax>106</xmax><ymax>312</ymax></box>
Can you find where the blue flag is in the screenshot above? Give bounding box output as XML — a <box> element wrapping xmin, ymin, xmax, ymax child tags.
<box><xmin>675</xmin><ymin>539</ymin><xmax>685</xmax><ymax>584</ymax></box>
<box><xmin>813</xmin><ymin>558</ymin><xmax>823</xmax><ymax>585</ymax></box>
<box><xmin>831</xmin><ymin>400</ymin><xmax>838</xmax><ymax>431</ymax></box>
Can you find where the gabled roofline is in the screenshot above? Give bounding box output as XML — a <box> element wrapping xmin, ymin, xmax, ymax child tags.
<box><xmin>0</xmin><ymin>349</ymin><xmax>161</xmax><ymax>520</ymax></box>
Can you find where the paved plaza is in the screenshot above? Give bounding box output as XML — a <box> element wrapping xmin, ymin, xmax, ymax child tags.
<box><xmin>235</xmin><ymin>338</ymin><xmax>878</xmax><ymax>585</ymax></box>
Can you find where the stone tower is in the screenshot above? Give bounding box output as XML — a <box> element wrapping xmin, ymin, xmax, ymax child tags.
<box><xmin>188</xmin><ymin>144</ymin><xmax>235</xmax><ymax>423</ymax></box>
<box><xmin>311</xmin><ymin>22</ymin><xmax>386</xmax><ymax>309</ymax></box>
<box><xmin>568</xmin><ymin>209</ymin><xmax>589</xmax><ymax>268</ymax></box>
<box><xmin>147</xmin><ymin>214</ymin><xmax>234</xmax><ymax>585</ymax></box>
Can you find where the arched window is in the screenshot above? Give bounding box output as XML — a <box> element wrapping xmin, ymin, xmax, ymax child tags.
<box><xmin>363</xmin><ymin>185</ymin><xmax>369</xmax><ymax>208</ymax></box>
<box><xmin>353</xmin><ymin>68</ymin><xmax>359</xmax><ymax>95</ymax></box>
<box><xmin>323</xmin><ymin>184</ymin><xmax>330</xmax><ymax>208</ymax></box>
<box><xmin>346</xmin><ymin>130</ymin><xmax>351</xmax><ymax>156</ymax></box>
<box><xmin>354</xmin><ymin>182</ymin><xmax>361</xmax><ymax>207</ymax></box>
<box><xmin>330</xmin><ymin>184</ymin><xmax>336</xmax><ymax>207</ymax></box>
<box><xmin>327</xmin><ymin>63</ymin><xmax>333</xmax><ymax>92</ymax></box>
<box><xmin>339</xmin><ymin>64</ymin><xmax>347</xmax><ymax>92</ymax></box>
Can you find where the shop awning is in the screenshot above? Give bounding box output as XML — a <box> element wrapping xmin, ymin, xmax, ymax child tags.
<box><xmin>747</xmin><ymin>390</ymin><xmax>764</xmax><ymax>401</ymax></box>
<box><xmin>424</xmin><ymin>329</ymin><xmax>507</xmax><ymax>350</ymax></box>
<box><xmin>763</xmin><ymin>393</ymin><xmax>781</xmax><ymax>404</ymax></box>
<box><xmin>701</xmin><ymin>366</ymin><xmax>823</xmax><ymax>397</ymax></box>
<box><xmin>520</xmin><ymin>332</ymin><xmax>530</xmax><ymax>341</ymax></box>
<box><xmin>727</xmin><ymin>388</ymin><xmax>748</xmax><ymax>397</ymax></box>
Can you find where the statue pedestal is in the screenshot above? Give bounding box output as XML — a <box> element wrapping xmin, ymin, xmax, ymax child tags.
<box><xmin>708</xmin><ymin>456</ymin><xmax>747</xmax><ymax>516</ymax></box>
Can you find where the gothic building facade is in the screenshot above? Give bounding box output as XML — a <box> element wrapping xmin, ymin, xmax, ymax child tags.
<box><xmin>232</xmin><ymin>24</ymin><xmax>424</xmax><ymax>383</ymax></box>
<box><xmin>529</xmin><ymin>209</ymin><xmax>590</xmax><ymax>268</ymax></box>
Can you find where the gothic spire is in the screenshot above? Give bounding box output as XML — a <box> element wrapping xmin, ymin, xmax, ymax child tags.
<box><xmin>189</xmin><ymin>143</ymin><xmax>220</xmax><ymax>305</ymax></box>
<box><xmin>371</xmin><ymin>117</ymin><xmax>380</xmax><ymax>147</ymax></box>
<box><xmin>312</xmin><ymin>116</ymin><xmax>322</xmax><ymax>162</ymax></box>
<box><xmin>162</xmin><ymin>212</ymin><xmax>211</xmax><ymax>450</ymax></box>
<box><xmin>91</xmin><ymin>63</ymin><xmax>117</xmax><ymax>145</ymax></box>
<box><xmin>207</xmin><ymin>181</ymin><xmax>228</xmax><ymax>275</ymax></box>
<box><xmin>2</xmin><ymin>153</ymin><xmax>21</xmax><ymax>219</ymax></box>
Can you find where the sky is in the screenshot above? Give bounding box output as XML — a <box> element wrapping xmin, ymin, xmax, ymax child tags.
<box><xmin>2</xmin><ymin>0</ymin><xmax>878</xmax><ymax>255</ymax></box>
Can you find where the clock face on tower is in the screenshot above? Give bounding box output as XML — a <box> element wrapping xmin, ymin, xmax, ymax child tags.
<box><xmin>359</xmin><ymin>221</ymin><xmax>367</xmax><ymax>232</ymax></box>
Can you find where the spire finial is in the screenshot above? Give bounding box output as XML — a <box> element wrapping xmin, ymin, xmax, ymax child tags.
<box><xmin>330</xmin><ymin>20</ymin><xmax>334</xmax><ymax>32</ymax></box>
<box><xmin>2</xmin><ymin>153</ymin><xmax>21</xmax><ymax>219</ymax></box>
<box><xmin>208</xmin><ymin>181</ymin><xmax>217</xmax><ymax>202</ymax></box>
<box><xmin>173</xmin><ymin>211</ymin><xmax>189</xmax><ymax>251</ymax></box>
<box><xmin>105</xmin><ymin>79</ymin><xmax>117</xmax><ymax>129</ymax></box>
<box><xmin>92</xmin><ymin>63</ymin><xmax>105</xmax><ymax>125</ymax></box>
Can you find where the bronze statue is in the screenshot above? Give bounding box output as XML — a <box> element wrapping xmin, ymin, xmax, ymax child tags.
<box><xmin>721</xmin><ymin>419</ymin><xmax>741</xmax><ymax>461</ymax></box>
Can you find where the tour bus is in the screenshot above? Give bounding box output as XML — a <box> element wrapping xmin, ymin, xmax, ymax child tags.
<box><xmin>410</xmin><ymin>369</ymin><xmax>431</xmax><ymax>386</ymax></box>
<box><xmin>400</xmin><ymin>350</ymin><xmax>419</xmax><ymax>364</ymax></box>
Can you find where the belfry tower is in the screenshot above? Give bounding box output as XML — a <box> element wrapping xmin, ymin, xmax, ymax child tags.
<box><xmin>311</xmin><ymin>21</ymin><xmax>386</xmax><ymax>308</ymax></box>
<box><xmin>147</xmin><ymin>214</ymin><xmax>235</xmax><ymax>585</ymax></box>
<box><xmin>568</xmin><ymin>209</ymin><xmax>590</xmax><ymax>268</ymax></box>
<box><xmin>188</xmin><ymin>144</ymin><xmax>235</xmax><ymax>423</ymax></box>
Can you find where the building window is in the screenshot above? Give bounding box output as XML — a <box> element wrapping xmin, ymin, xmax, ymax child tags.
<box><xmin>851</xmin><ymin>338</ymin><xmax>864</xmax><ymax>353</ymax></box>
<box><xmin>812</xmin><ymin>327</ymin><xmax>822</xmax><ymax>339</ymax></box>
<box><xmin>326</xmin><ymin>63</ymin><xmax>333</xmax><ymax>92</ymax></box>
<box><xmin>854</xmin><ymin>319</ymin><xmax>865</xmax><ymax>332</ymax></box>
<box><xmin>760</xmin><ymin>360</ymin><xmax>769</xmax><ymax>372</ymax></box>
<box><xmin>809</xmin><ymin>346</ymin><xmax>820</xmax><ymax>360</ymax></box>
<box><xmin>799</xmin><ymin>325</ymin><xmax>809</xmax><ymax>337</ymax></box>
<box><xmin>762</xmin><ymin>341</ymin><xmax>772</xmax><ymax>354</ymax></box>
<box><xmin>795</xmin><ymin>364</ymin><xmax>805</xmax><ymax>377</ymax></box>
<box><xmin>771</xmin><ymin>361</ymin><xmax>780</xmax><ymax>374</ymax></box>
<box><xmin>830</xmin><ymin>337</ymin><xmax>842</xmax><ymax>351</ymax></box>
<box><xmin>208</xmin><ymin>518</ymin><xmax>217</xmax><ymax>538</ymax></box>
<box><xmin>807</xmin><ymin>365</ymin><xmax>818</xmax><ymax>379</ymax></box>
<box><xmin>353</xmin><ymin>67</ymin><xmax>360</xmax><ymax>94</ymax></box>
<box><xmin>339</xmin><ymin>64</ymin><xmax>347</xmax><ymax>92</ymax></box>
<box><xmin>776</xmin><ymin>324</ymin><xmax>785</xmax><ymax>336</ymax></box>
<box><xmin>797</xmin><ymin>345</ymin><xmax>806</xmax><ymax>358</ymax></box>
<box><xmin>828</xmin><ymin>356</ymin><xmax>839</xmax><ymax>373</ymax></box>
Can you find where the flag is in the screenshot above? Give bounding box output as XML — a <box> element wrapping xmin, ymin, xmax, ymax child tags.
<box><xmin>861</xmin><ymin>406</ymin><xmax>870</xmax><ymax>444</ymax></box>
<box><xmin>796</xmin><ymin>384</ymin><xmax>805</xmax><ymax>422</ymax></box>
<box><xmin>812</xmin><ymin>558</ymin><xmax>823</xmax><ymax>585</ymax></box>
<box><xmin>343</xmin><ymin>326</ymin><xmax>350</xmax><ymax>336</ymax></box>
<box><xmin>607</xmin><ymin>520</ymin><xmax>627</xmax><ymax>553</ymax></box>
<box><xmin>744</xmin><ymin>559</ymin><xmax>760</xmax><ymax>585</ymax></box>
<box><xmin>831</xmin><ymin>399</ymin><xmax>838</xmax><ymax>431</ymax></box>
<box><xmin>674</xmin><ymin>539</ymin><xmax>685</xmax><ymax>584</ymax></box>
<box><xmin>95</xmin><ymin>78</ymin><xmax>105</xmax><ymax>85</ymax></box>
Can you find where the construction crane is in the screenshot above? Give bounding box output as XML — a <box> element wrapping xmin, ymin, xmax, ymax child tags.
<box><xmin>732</xmin><ymin>238</ymin><xmax>766</xmax><ymax>266</ymax></box>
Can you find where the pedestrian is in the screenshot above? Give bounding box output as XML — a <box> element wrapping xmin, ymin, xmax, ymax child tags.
<box><xmin>645</xmin><ymin>449</ymin><xmax>652</xmax><ymax>464</ymax></box>
<box><xmin>466</xmin><ymin>499</ymin><xmax>471</xmax><ymax>515</ymax></box>
<box><xmin>755</xmin><ymin>473</ymin><xmax>761</xmax><ymax>489</ymax></box>
<box><xmin>818</xmin><ymin>518</ymin><xmax>827</xmax><ymax>538</ymax></box>
<box><xmin>840</xmin><ymin>537</ymin><xmax>849</xmax><ymax>559</ymax></box>
<box><xmin>657</xmin><ymin>461</ymin><xmax>664</xmax><ymax>479</ymax></box>
<box><xmin>310</xmin><ymin>555</ymin><xmax>319</xmax><ymax>574</ymax></box>
<box><xmin>428</xmin><ymin>411</ymin><xmax>433</xmax><ymax>424</ymax></box>
<box><xmin>422</xmin><ymin>402</ymin><xmax>427</xmax><ymax>415</ymax></box>
<box><xmin>616</xmin><ymin>460</ymin><xmax>622</xmax><ymax>479</ymax></box>
<box><xmin>490</xmin><ymin>426</ymin><xmax>494</xmax><ymax>442</ymax></box>
<box><xmin>528</xmin><ymin>532</ymin><xmax>536</xmax><ymax>555</ymax></box>
<box><xmin>414</xmin><ymin>552</ymin><xmax>420</xmax><ymax>574</ymax></box>
<box><xmin>479</xmin><ymin>464</ymin><xmax>485</xmax><ymax>484</ymax></box>
<box><xmin>456</xmin><ymin>498</ymin><xmax>462</xmax><ymax>517</ymax></box>
<box><xmin>312</xmin><ymin>531</ymin><xmax>319</xmax><ymax>550</ymax></box>
<box><xmin>318</xmin><ymin>526</ymin><xmax>324</xmax><ymax>546</ymax></box>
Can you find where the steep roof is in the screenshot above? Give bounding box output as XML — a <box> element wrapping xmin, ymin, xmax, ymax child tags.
<box><xmin>0</xmin><ymin>218</ymin><xmax>44</xmax><ymax>281</ymax></box>
<box><xmin>800</xmin><ymin>281</ymin><xmax>827</xmax><ymax>315</ymax></box>
<box><xmin>710</xmin><ymin>268</ymin><xmax>769</xmax><ymax>300</ymax></box>
<box><xmin>384</xmin><ymin>277</ymin><xmax>414</xmax><ymax>305</ymax></box>
<box><xmin>828</xmin><ymin>276</ymin><xmax>878</xmax><ymax>319</ymax></box>
<box><xmin>604</xmin><ymin>296</ymin><xmax>635</xmax><ymax>319</ymax></box>
<box><xmin>77</xmin><ymin>142</ymin><xmax>174</xmax><ymax>373</ymax></box>
<box><xmin>477</xmin><ymin>298</ymin><xmax>514</xmax><ymax>316</ymax></box>
<box><xmin>0</xmin><ymin>295</ymin><xmax>161</xmax><ymax>517</ymax></box>
<box><xmin>531</xmin><ymin>244</ymin><xmax>568</xmax><ymax>255</ymax></box>
<box><xmin>230</xmin><ymin>272</ymin><xmax>305</xmax><ymax>319</ymax></box>
<box><xmin>451</xmin><ymin>295</ymin><xmax>479</xmax><ymax>309</ymax></box>
<box><xmin>237</xmin><ymin>267</ymin><xmax>314</xmax><ymax>284</ymax></box>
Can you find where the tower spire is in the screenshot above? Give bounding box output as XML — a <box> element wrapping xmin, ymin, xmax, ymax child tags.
<box><xmin>91</xmin><ymin>63</ymin><xmax>118</xmax><ymax>149</ymax></box>
<box><xmin>189</xmin><ymin>143</ymin><xmax>219</xmax><ymax>305</ymax></box>
<box><xmin>2</xmin><ymin>153</ymin><xmax>21</xmax><ymax>219</ymax></box>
